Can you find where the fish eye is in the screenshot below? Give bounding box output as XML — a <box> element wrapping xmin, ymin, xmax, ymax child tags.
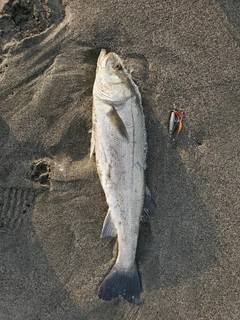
<box><xmin>113</xmin><ymin>63</ymin><xmax>122</xmax><ymax>70</ymax></box>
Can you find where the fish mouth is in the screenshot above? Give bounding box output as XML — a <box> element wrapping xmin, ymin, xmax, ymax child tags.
<box><xmin>97</xmin><ymin>49</ymin><xmax>108</xmax><ymax>67</ymax></box>
<box><xmin>97</xmin><ymin>49</ymin><xmax>120</xmax><ymax>68</ymax></box>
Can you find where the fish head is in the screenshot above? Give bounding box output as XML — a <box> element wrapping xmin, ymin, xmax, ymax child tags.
<box><xmin>94</xmin><ymin>49</ymin><xmax>133</xmax><ymax>105</ymax></box>
<box><xmin>97</xmin><ymin>49</ymin><xmax>125</xmax><ymax>80</ymax></box>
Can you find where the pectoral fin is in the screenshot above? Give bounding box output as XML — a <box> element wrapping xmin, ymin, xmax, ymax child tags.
<box><xmin>101</xmin><ymin>209</ymin><xmax>117</xmax><ymax>238</ymax></box>
<box><xmin>106</xmin><ymin>106</ymin><xmax>129</xmax><ymax>142</ymax></box>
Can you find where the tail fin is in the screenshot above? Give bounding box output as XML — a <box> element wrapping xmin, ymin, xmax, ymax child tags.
<box><xmin>98</xmin><ymin>264</ymin><xmax>142</xmax><ymax>304</ymax></box>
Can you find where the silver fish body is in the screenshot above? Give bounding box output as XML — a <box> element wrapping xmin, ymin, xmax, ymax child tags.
<box><xmin>91</xmin><ymin>49</ymin><xmax>155</xmax><ymax>303</ymax></box>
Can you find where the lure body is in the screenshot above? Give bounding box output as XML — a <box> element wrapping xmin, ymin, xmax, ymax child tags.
<box><xmin>169</xmin><ymin>109</ymin><xmax>183</xmax><ymax>139</ymax></box>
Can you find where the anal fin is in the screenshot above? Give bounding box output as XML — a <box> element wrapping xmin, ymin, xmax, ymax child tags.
<box><xmin>101</xmin><ymin>209</ymin><xmax>117</xmax><ymax>238</ymax></box>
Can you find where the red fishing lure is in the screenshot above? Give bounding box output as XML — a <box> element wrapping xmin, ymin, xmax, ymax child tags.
<box><xmin>169</xmin><ymin>109</ymin><xmax>183</xmax><ymax>139</ymax></box>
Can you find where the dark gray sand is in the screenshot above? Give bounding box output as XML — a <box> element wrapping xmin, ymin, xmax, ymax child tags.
<box><xmin>0</xmin><ymin>0</ymin><xmax>239</xmax><ymax>319</ymax></box>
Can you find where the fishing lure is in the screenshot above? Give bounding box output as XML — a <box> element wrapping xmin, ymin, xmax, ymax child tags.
<box><xmin>169</xmin><ymin>109</ymin><xmax>183</xmax><ymax>139</ymax></box>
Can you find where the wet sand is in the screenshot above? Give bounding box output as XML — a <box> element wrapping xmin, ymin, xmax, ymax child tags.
<box><xmin>0</xmin><ymin>1</ymin><xmax>239</xmax><ymax>319</ymax></box>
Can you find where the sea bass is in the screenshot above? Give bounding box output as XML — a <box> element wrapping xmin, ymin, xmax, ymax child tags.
<box><xmin>91</xmin><ymin>49</ymin><xmax>156</xmax><ymax>304</ymax></box>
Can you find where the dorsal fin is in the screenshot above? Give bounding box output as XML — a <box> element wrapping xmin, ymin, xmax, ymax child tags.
<box><xmin>141</xmin><ymin>186</ymin><xmax>157</xmax><ymax>221</ymax></box>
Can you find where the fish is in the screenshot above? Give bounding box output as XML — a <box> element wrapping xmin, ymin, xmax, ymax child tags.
<box><xmin>91</xmin><ymin>49</ymin><xmax>156</xmax><ymax>303</ymax></box>
<box><xmin>169</xmin><ymin>109</ymin><xmax>183</xmax><ymax>139</ymax></box>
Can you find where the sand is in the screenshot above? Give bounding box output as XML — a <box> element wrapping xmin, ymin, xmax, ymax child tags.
<box><xmin>0</xmin><ymin>0</ymin><xmax>239</xmax><ymax>319</ymax></box>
